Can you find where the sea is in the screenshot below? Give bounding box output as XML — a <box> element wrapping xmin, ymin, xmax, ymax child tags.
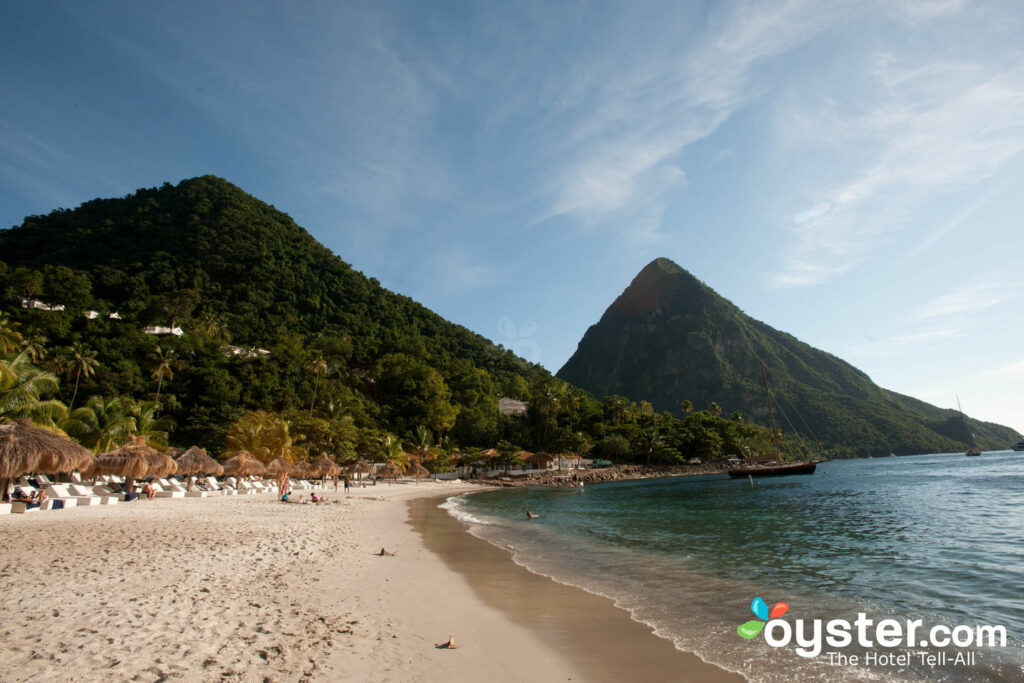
<box><xmin>441</xmin><ymin>452</ymin><xmax>1024</xmax><ymax>682</ymax></box>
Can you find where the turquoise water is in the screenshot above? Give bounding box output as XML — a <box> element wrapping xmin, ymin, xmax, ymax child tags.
<box><xmin>444</xmin><ymin>453</ymin><xmax>1024</xmax><ymax>682</ymax></box>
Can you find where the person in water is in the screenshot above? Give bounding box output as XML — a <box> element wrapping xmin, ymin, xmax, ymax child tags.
<box><xmin>526</xmin><ymin>510</ymin><xmax>539</xmax><ymax>519</ymax></box>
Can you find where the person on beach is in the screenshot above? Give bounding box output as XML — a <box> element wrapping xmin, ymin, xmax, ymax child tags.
<box><xmin>142</xmin><ymin>481</ymin><xmax>156</xmax><ymax>500</ymax></box>
<box><xmin>333</xmin><ymin>476</ymin><xmax>339</xmax><ymax>492</ymax></box>
<box><xmin>281</xmin><ymin>491</ymin><xmax>291</xmax><ymax>502</ymax></box>
<box><xmin>311</xmin><ymin>492</ymin><xmax>320</xmax><ymax>503</ymax></box>
<box><xmin>343</xmin><ymin>477</ymin><xmax>350</xmax><ymax>496</ymax></box>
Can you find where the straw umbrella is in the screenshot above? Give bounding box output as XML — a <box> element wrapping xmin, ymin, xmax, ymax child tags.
<box><xmin>264</xmin><ymin>457</ymin><xmax>295</xmax><ymax>495</ymax></box>
<box><xmin>264</xmin><ymin>457</ymin><xmax>294</xmax><ymax>477</ymax></box>
<box><xmin>0</xmin><ymin>418</ymin><xmax>94</xmax><ymax>501</ymax></box>
<box><xmin>380</xmin><ymin>461</ymin><xmax>402</xmax><ymax>484</ymax></box>
<box><xmin>312</xmin><ymin>454</ymin><xmax>341</xmax><ymax>480</ymax></box>
<box><xmin>346</xmin><ymin>459</ymin><xmax>373</xmax><ymax>487</ymax></box>
<box><xmin>408</xmin><ymin>462</ymin><xmax>429</xmax><ymax>483</ymax></box>
<box><xmin>91</xmin><ymin>436</ymin><xmax>162</xmax><ymax>494</ymax></box>
<box><xmin>174</xmin><ymin>446</ymin><xmax>223</xmax><ymax>490</ymax></box>
<box><xmin>221</xmin><ymin>451</ymin><xmax>266</xmax><ymax>483</ymax></box>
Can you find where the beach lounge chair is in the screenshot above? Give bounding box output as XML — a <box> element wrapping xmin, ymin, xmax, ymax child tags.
<box><xmin>68</xmin><ymin>484</ymin><xmax>119</xmax><ymax>505</ymax></box>
<box><xmin>202</xmin><ymin>477</ymin><xmax>233</xmax><ymax>495</ymax></box>
<box><xmin>152</xmin><ymin>479</ymin><xmax>185</xmax><ymax>498</ymax></box>
<box><xmin>44</xmin><ymin>485</ymin><xmax>85</xmax><ymax>508</ymax></box>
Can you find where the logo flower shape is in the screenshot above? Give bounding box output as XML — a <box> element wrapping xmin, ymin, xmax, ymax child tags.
<box><xmin>737</xmin><ymin>597</ymin><xmax>789</xmax><ymax>639</ymax></box>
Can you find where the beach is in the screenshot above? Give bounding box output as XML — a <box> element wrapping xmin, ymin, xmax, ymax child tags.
<box><xmin>0</xmin><ymin>482</ymin><xmax>740</xmax><ymax>682</ymax></box>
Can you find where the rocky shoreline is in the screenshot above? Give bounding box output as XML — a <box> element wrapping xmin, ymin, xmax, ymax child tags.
<box><xmin>465</xmin><ymin>463</ymin><xmax>728</xmax><ymax>487</ymax></box>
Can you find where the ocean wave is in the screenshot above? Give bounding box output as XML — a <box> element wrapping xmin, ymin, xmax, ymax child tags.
<box><xmin>439</xmin><ymin>493</ymin><xmax>492</xmax><ymax>527</ymax></box>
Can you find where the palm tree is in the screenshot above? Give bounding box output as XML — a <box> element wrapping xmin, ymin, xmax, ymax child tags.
<box><xmin>60</xmin><ymin>343</ymin><xmax>99</xmax><ymax>411</ymax></box>
<box><xmin>128</xmin><ymin>399</ymin><xmax>175</xmax><ymax>450</ymax></box>
<box><xmin>20</xmin><ymin>334</ymin><xmax>48</xmax><ymax>362</ymax></box>
<box><xmin>408</xmin><ymin>425</ymin><xmax>436</xmax><ymax>462</ymax></box>
<box><xmin>309</xmin><ymin>356</ymin><xmax>328</xmax><ymax>417</ymax></box>
<box><xmin>0</xmin><ymin>313</ymin><xmax>24</xmax><ymax>355</ymax></box>
<box><xmin>196</xmin><ymin>312</ymin><xmax>230</xmax><ymax>343</ymax></box>
<box><xmin>64</xmin><ymin>396</ymin><xmax>135</xmax><ymax>454</ymax></box>
<box><xmin>0</xmin><ymin>350</ymin><xmax>67</xmax><ymax>427</ymax></box>
<box><xmin>225</xmin><ymin>410</ymin><xmax>302</xmax><ymax>462</ymax></box>
<box><xmin>380</xmin><ymin>434</ymin><xmax>408</xmax><ymax>472</ymax></box>
<box><xmin>150</xmin><ymin>345</ymin><xmax>179</xmax><ymax>406</ymax></box>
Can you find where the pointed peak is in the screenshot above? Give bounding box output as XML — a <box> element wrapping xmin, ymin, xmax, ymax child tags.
<box><xmin>644</xmin><ymin>257</ymin><xmax>686</xmax><ymax>275</ymax></box>
<box><xmin>609</xmin><ymin>258</ymin><xmax>711</xmax><ymax>317</ymax></box>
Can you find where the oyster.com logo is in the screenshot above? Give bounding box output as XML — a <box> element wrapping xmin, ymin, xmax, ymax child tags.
<box><xmin>735</xmin><ymin>595</ymin><xmax>1007</xmax><ymax>664</ymax></box>
<box><xmin>738</xmin><ymin>597</ymin><xmax>789</xmax><ymax>640</ymax></box>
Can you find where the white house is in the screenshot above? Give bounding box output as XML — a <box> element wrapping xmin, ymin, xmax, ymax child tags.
<box><xmin>144</xmin><ymin>325</ymin><xmax>184</xmax><ymax>336</ymax></box>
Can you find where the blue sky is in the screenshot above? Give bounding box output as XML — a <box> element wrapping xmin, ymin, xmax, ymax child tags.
<box><xmin>3</xmin><ymin>1</ymin><xmax>1023</xmax><ymax>434</ymax></box>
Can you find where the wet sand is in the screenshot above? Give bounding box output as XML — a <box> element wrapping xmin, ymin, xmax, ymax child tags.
<box><xmin>409</xmin><ymin>495</ymin><xmax>743</xmax><ymax>683</ymax></box>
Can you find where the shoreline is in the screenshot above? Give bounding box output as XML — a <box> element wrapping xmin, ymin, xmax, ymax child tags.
<box><xmin>408</xmin><ymin>492</ymin><xmax>744</xmax><ymax>683</ymax></box>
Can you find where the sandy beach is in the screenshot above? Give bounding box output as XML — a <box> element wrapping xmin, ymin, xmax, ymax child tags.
<box><xmin>0</xmin><ymin>482</ymin><xmax>741</xmax><ymax>682</ymax></box>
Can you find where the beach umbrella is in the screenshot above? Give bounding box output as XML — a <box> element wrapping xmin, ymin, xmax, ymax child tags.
<box><xmin>0</xmin><ymin>418</ymin><xmax>94</xmax><ymax>500</ymax></box>
<box><xmin>408</xmin><ymin>463</ymin><xmax>429</xmax><ymax>482</ymax></box>
<box><xmin>345</xmin><ymin>458</ymin><xmax>373</xmax><ymax>486</ymax></box>
<box><xmin>263</xmin><ymin>457</ymin><xmax>295</xmax><ymax>477</ymax></box>
<box><xmin>91</xmin><ymin>436</ymin><xmax>162</xmax><ymax>494</ymax></box>
<box><xmin>174</xmin><ymin>446</ymin><xmax>223</xmax><ymax>490</ymax></box>
<box><xmin>291</xmin><ymin>460</ymin><xmax>315</xmax><ymax>478</ymax></box>
<box><xmin>311</xmin><ymin>454</ymin><xmax>341</xmax><ymax>479</ymax></box>
<box><xmin>221</xmin><ymin>450</ymin><xmax>266</xmax><ymax>481</ymax></box>
<box><xmin>380</xmin><ymin>461</ymin><xmax>402</xmax><ymax>481</ymax></box>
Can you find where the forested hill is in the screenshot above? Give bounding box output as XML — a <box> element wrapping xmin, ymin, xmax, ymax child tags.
<box><xmin>0</xmin><ymin>176</ymin><xmax>549</xmax><ymax>450</ymax></box>
<box><xmin>557</xmin><ymin>258</ymin><xmax>1021</xmax><ymax>455</ymax></box>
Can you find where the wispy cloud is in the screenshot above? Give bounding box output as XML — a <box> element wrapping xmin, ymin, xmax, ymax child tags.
<box><xmin>538</xmin><ymin>0</ymin><xmax>846</xmax><ymax>232</ymax></box>
<box><xmin>979</xmin><ymin>360</ymin><xmax>1024</xmax><ymax>378</ymax></box>
<box><xmin>850</xmin><ymin>327</ymin><xmax>968</xmax><ymax>359</ymax></box>
<box><xmin>770</xmin><ymin>52</ymin><xmax>1024</xmax><ymax>287</ymax></box>
<box><xmin>915</xmin><ymin>279</ymin><xmax>1017</xmax><ymax>320</ymax></box>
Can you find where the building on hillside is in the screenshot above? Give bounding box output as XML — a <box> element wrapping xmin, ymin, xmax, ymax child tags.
<box><xmin>498</xmin><ymin>397</ymin><xmax>528</xmax><ymax>416</ymax></box>
<box><xmin>144</xmin><ymin>325</ymin><xmax>184</xmax><ymax>336</ymax></box>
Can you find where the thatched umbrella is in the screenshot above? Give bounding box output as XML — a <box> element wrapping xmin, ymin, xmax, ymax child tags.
<box><xmin>291</xmin><ymin>460</ymin><xmax>314</xmax><ymax>479</ymax></box>
<box><xmin>312</xmin><ymin>454</ymin><xmax>341</xmax><ymax>479</ymax></box>
<box><xmin>174</xmin><ymin>446</ymin><xmax>223</xmax><ymax>490</ymax></box>
<box><xmin>264</xmin><ymin>457</ymin><xmax>295</xmax><ymax>477</ymax></box>
<box><xmin>380</xmin><ymin>461</ymin><xmax>402</xmax><ymax>483</ymax></box>
<box><xmin>345</xmin><ymin>458</ymin><xmax>373</xmax><ymax>486</ymax></box>
<box><xmin>0</xmin><ymin>418</ymin><xmax>94</xmax><ymax>501</ymax></box>
<box><xmin>91</xmin><ymin>436</ymin><xmax>163</xmax><ymax>494</ymax></box>
<box><xmin>408</xmin><ymin>462</ymin><xmax>429</xmax><ymax>482</ymax></box>
<box><xmin>221</xmin><ymin>451</ymin><xmax>266</xmax><ymax>483</ymax></box>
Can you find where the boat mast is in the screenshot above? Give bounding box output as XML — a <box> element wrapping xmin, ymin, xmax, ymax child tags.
<box><xmin>761</xmin><ymin>360</ymin><xmax>782</xmax><ymax>460</ymax></box>
<box><xmin>956</xmin><ymin>394</ymin><xmax>975</xmax><ymax>447</ymax></box>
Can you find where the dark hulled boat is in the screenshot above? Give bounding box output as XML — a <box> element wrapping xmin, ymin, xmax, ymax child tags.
<box><xmin>728</xmin><ymin>461</ymin><xmax>819</xmax><ymax>478</ymax></box>
<box><xmin>728</xmin><ymin>360</ymin><xmax>822</xmax><ymax>479</ymax></box>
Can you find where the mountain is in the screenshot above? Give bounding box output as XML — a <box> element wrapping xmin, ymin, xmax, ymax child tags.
<box><xmin>557</xmin><ymin>258</ymin><xmax>1020</xmax><ymax>455</ymax></box>
<box><xmin>0</xmin><ymin>176</ymin><xmax>549</xmax><ymax>450</ymax></box>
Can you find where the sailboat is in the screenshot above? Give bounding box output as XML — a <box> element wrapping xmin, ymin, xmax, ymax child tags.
<box><xmin>957</xmin><ymin>395</ymin><xmax>982</xmax><ymax>457</ymax></box>
<box><xmin>728</xmin><ymin>361</ymin><xmax>822</xmax><ymax>478</ymax></box>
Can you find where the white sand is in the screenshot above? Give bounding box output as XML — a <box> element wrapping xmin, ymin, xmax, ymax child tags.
<box><xmin>0</xmin><ymin>483</ymin><xmax>580</xmax><ymax>682</ymax></box>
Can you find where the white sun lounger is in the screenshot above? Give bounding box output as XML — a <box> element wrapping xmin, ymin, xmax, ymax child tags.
<box><xmin>73</xmin><ymin>484</ymin><xmax>120</xmax><ymax>504</ymax></box>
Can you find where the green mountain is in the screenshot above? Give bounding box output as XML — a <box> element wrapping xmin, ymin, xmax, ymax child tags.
<box><xmin>0</xmin><ymin>176</ymin><xmax>549</xmax><ymax>452</ymax></box>
<box><xmin>556</xmin><ymin>258</ymin><xmax>1020</xmax><ymax>456</ymax></box>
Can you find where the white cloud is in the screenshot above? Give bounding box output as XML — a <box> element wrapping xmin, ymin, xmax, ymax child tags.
<box><xmin>539</xmin><ymin>0</ymin><xmax>848</xmax><ymax>230</ymax></box>
<box><xmin>849</xmin><ymin>327</ymin><xmax>968</xmax><ymax>359</ymax></box>
<box><xmin>979</xmin><ymin>360</ymin><xmax>1024</xmax><ymax>378</ymax></box>
<box><xmin>916</xmin><ymin>279</ymin><xmax>1017</xmax><ymax>320</ymax></box>
<box><xmin>770</xmin><ymin>56</ymin><xmax>1024</xmax><ymax>287</ymax></box>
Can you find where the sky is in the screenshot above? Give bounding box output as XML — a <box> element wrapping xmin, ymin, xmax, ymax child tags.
<box><xmin>3</xmin><ymin>1</ymin><xmax>1023</xmax><ymax>435</ymax></box>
